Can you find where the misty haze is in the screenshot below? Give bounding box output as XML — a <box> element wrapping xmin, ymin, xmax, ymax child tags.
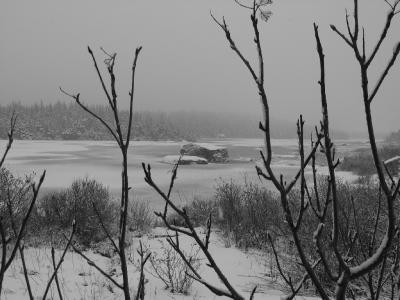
<box><xmin>1</xmin><ymin>1</ymin><xmax>400</xmax><ymax>299</ymax></box>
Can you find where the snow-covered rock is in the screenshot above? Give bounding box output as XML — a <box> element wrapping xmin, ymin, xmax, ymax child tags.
<box><xmin>384</xmin><ymin>156</ymin><xmax>400</xmax><ymax>165</ymax></box>
<box><xmin>180</xmin><ymin>143</ymin><xmax>229</xmax><ymax>163</ymax></box>
<box><xmin>162</xmin><ymin>155</ymin><xmax>208</xmax><ymax>165</ymax></box>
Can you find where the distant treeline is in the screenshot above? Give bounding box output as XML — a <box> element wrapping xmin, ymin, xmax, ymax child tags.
<box><xmin>0</xmin><ymin>102</ymin><xmax>349</xmax><ymax>141</ymax></box>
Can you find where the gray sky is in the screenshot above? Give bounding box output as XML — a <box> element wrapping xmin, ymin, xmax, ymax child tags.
<box><xmin>1</xmin><ymin>0</ymin><xmax>399</xmax><ymax>135</ymax></box>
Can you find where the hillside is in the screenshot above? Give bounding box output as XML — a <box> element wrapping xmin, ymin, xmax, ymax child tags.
<box><xmin>0</xmin><ymin>102</ymin><xmax>349</xmax><ymax>141</ymax></box>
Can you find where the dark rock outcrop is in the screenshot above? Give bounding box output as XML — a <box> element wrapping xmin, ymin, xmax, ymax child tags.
<box><xmin>180</xmin><ymin>143</ymin><xmax>229</xmax><ymax>163</ymax></box>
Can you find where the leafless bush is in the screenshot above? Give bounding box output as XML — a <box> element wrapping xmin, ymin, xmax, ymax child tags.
<box><xmin>215</xmin><ymin>180</ymin><xmax>283</xmax><ymax>249</ymax></box>
<box><xmin>0</xmin><ymin>168</ymin><xmax>34</xmax><ymax>233</ymax></box>
<box><xmin>165</xmin><ymin>196</ymin><xmax>219</xmax><ymax>229</ymax></box>
<box><xmin>39</xmin><ymin>178</ymin><xmax>116</xmax><ymax>246</ymax></box>
<box><xmin>215</xmin><ymin>180</ymin><xmax>242</xmax><ymax>233</ymax></box>
<box><xmin>149</xmin><ymin>240</ymin><xmax>200</xmax><ymax>294</ymax></box>
<box><xmin>128</xmin><ymin>199</ymin><xmax>153</xmax><ymax>234</ymax></box>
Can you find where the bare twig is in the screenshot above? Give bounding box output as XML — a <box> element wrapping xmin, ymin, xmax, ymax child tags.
<box><xmin>135</xmin><ymin>241</ymin><xmax>150</xmax><ymax>300</ymax></box>
<box><xmin>69</xmin><ymin>239</ymin><xmax>124</xmax><ymax>290</ymax></box>
<box><xmin>51</xmin><ymin>247</ymin><xmax>64</xmax><ymax>300</ymax></box>
<box><xmin>0</xmin><ymin>113</ymin><xmax>17</xmax><ymax>168</ymax></box>
<box><xmin>42</xmin><ymin>224</ymin><xmax>75</xmax><ymax>300</ymax></box>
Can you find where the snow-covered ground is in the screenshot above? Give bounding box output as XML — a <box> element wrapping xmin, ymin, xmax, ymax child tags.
<box><xmin>0</xmin><ymin>138</ymin><xmax>365</xmax><ymax>299</ymax></box>
<box><xmin>2</xmin><ymin>228</ymin><xmax>318</xmax><ymax>300</ymax></box>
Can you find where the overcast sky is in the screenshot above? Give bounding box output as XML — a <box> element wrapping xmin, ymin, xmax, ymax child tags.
<box><xmin>1</xmin><ymin>0</ymin><xmax>399</xmax><ymax>135</ymax></box>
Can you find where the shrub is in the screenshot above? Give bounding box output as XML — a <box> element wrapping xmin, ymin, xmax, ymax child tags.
<box><xmin>127</xmin><ymin>199</ymin><xmax>153</xmax><ymax>234</ymax></box>
<box><xmin>149</xmin><ymin>240</ymin><xmax>200</xmax><ymax>294</ymax></box>
<box><xmin>164</xmin><ymin>196</ymin><xmax>219</xmax><ymax>228</ymax></box>
<box><xmin>215</xmin><ymin>180</ymin><xmax>283</xmax><ymax>249</ymax></box>
<box><xmin>339</xmin><ymin>145</ymin><xmax>400</xmax><ymax>176</ymax></box>
<box><xmin>215</xmin><ymin>180</ymin><xmax>242</xmax><ymax>233</ymax></box>
<box><xmin>0</xmin><ymin>167</ymin><xmax>35</xmax><ymax>233</ymax></box>
<box><xmin>38</xmin><ymin>178</ymin><xmax>116</xmax><ymax>246</ymax></box>
<box><xmin>212</xmin><ymin>176</ymin><xmax>394</xmax><ymax>295</ymax></box>
<box><xmin>278</xmin><ymin>176</ymin><xmax>391</xmax><ymax>295</ymax></box>
<box><xmin>186</xmin><ymin>196</ymin><xmax>219</xmax><ymax>226</ymax></box>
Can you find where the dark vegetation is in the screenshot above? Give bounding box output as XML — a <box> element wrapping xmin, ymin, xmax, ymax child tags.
<box><xmin>38</xmin><ymin>178</ymin><xmax>116</xmax><ymax>246</ymax></box>
<box><xmin>198</xmin><ymin>177</ymin><xmax>400</xmax><ymax>298</ymax></box>
<box><xmin>214</xmin><ymin>180</ymin><xmax>282</xmax><ymax>249</ymax></box>
<box><xmin>340</xmin><ymin>145</ymin><xmax>400</xmax><ymax>176</ymax></box>
<box><xmin>0</xmin><ymin>102</ymin><xmax>349</xmax><ymax>141</ymax></box>
<box><xmin>0</xmin><ymin>168</ymin><xmax>35</xmax><ymax>233</ymax></box>
<box><xmin>1</xmin><ymin>169</ymin><xmax>154</xmax><ymax>247</ymax></box>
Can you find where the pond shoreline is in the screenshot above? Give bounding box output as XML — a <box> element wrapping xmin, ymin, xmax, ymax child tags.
<box><xmin>1</xmin><ymin>138</ymin><xmax>361</xmax><ymax>210</ymax></box>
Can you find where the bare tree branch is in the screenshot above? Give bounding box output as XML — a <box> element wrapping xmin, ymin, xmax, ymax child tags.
<box><xmin>61</xmin><ymin>45</ymin><xmax>146</xmax><ymax>300</ymax></box>
<box><xmin>42</xmin><ymin>224</ymin><xmax>75</xmax><ymax>300</ymax></box>
<box><xmin>0</xmin><ymin>113</ymin><xmax>17</xmax><ymax>168</ymax></box>
<box><xmin>59</xmin><ymin>87</ymin><xmax>120</xmax><ymax>144</ymax></box>
<box><xmin>126</xmin><ymin>47</ymin><xmax>143</xmax><ymax>147</ymax></box>
<box><xmin>51</xmin><ymin>247</ymin><xmax>64</xmax><ymax>300</ymax></box>
<box><xmin>368</xmin><ymin>42</ymin><xmax>400</xmax><ymax>103</ymax></box>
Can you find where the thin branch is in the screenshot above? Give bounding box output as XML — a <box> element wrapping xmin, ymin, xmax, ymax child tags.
<box><xmin>59</xmin><ymin>87</ymin><xmax>120</xmax><ymax>144</ymax></box>
<box><xmin>286</xmin><ymin>126</ymin><xmax>323</xmax><ymax>193</ymax></box>
<box><xmin>0</xmin><ymin>113</ymin><xmax>17</xmax><ymax>168</ymax></box>
<box><xmin>92</xmin><ymin>201</ymin><xmax>119</xmax><ymax>254</ymax></box>
<box><xmin>353</xmin><ymin>0</ymin><xmax>359</xmax><ymax>42</ymax></box>
<box><xmin>315</xmin><ymin>21</ymin><xmax>349</xmax><ymax>275</ymax></box>
<box><xmin>234</xmin><ymin>0</ymin><xmax>253</xmax><ymax>10</ymax></box>
<box><xmin>42</xmin><ymin>223</ymin><xmax>76</xmax><ymax>300</ymax></box>
<box><xmin>87</xmin><ymin>46</ymin><xmax>114</xmax><ymax>109</ymax></box>
<box><xmin>126</xmin><ymin>46</ymin><xmax>143</xmax><ymax>147</ymax></box>
<box><xmin>69</xmin><ymin>241</ymin><xmax>123</xmax><ymax>290</ymax></box>
<box><xmin>135</xmin><ymin>241</ymin><xmax>151</xmax><ymax>300</ymax></box>
<box><xmin>51</xmin><ymin>247</ymin><xmax>64</xmax><ymax>300</ymax></box>
<box><xmin>5</xmin><ymin>171</ymin><xmax>46</xmax><ymax>271</ymax></box>
<box><xmin>6</xmin><ymin>190</ymin><xmax>34</xmax><ymax>300</ymax></box>
<box><xmin>210</xmin><ymin>12</ymin><xmax>259</xmax><ymax>83</ymax></box>
<box><xmin>366</xmin><ymin>11</ymin><xmax>395</xmax><ymax>67</ymax></box>
<box><xmin>368</xmin><ymin>42</ymin><xmax>400</xmax><ymax>103</ymax></box>
<box><xmin>294</xmin><ymin>115</ymin><xmax>306</xmax><ymax>231</ymax></box>
<box><xmin>330</xmin><ymin>25</ymin><xmax>353</xmax><ymax>47</ymax></box>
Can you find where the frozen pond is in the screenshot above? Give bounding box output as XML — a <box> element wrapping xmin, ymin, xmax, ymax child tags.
<box><xmin>0</xmin><ymin>138</ymin><xmax>366</xmax><ymax>209</ymax></box>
